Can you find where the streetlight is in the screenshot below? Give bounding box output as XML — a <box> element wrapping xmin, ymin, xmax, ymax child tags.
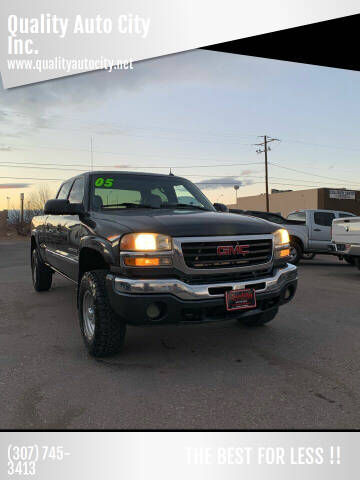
<box><xmin>234</xmin><ymin>185</ymin><xmax>240</xmax><ymax>205</ymax></box>
<box><xmin>6</xmin><ymin>196</ymin><xmax>10</xmax><ymax>211</ymax></box>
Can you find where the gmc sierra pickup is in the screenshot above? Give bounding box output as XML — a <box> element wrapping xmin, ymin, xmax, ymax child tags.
<box><xmin>31</xmin><ymin>171</ymin><xmax>298</xmax><ymax>357</ymax></box>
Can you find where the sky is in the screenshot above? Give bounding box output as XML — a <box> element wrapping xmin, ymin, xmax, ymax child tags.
<box><xmin>1</xmin><ymin>49</ymin><xmax>360</xmax><ymax>210</ymax></box>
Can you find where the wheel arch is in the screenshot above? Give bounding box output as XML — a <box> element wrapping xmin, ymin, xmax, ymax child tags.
<box><xmin>78</xmin><ymin>247</ymin><xmax>110</xmax><ymax>281</ymax></box>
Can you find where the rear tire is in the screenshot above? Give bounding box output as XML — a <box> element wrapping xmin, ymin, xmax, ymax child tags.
<box><xmin>237</xmin><ymin>307</ymin><xmax>279</xmax><ymax>327</ymax></box>
<box><xmin>344</xmin><ymin>255</ymin><xmax>355</xmax><ymax>265</ymax></box>
<box><xmin>289</xmin><ymin>240</ymin><xmax>303</xmax><ymax>265</ymax></box>
<box><xmin>31</xmin><ymin>248</ymin><xmax>53</xmax><ymax>292</ymax></box>
<box><xmin>302</xmin><ymin>252</ymin><xmax>316</xmax><ymax>260</ymax></box>
<box><xmin>79</xmin><ymin>270</ymin><xmax>126</xmax><ymax>357</ymax></box>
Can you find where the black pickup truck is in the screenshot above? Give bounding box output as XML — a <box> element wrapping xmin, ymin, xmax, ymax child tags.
<box><xmin>31</xmin><ymin>171</ymin><xmax>297</xmax><ymax>357</ymax></box>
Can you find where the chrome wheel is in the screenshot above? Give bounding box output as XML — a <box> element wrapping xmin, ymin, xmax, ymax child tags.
<box><xmin>82</xmin><ymin>290</ymin><xmax>96</xmax><ymax>341</ymax></box>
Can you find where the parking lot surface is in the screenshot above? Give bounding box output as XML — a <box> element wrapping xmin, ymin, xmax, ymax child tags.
<box><xmin>1</xmin><ymin>239</ymin><xmax>360</xmax><ymax>429</ymax></box>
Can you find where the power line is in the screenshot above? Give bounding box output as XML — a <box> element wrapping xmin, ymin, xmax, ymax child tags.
<box><xmin>0</xmin><ymin>176</ymin><xmax>63</xmax><ymax>181</ymax></box>
<box><xmin>2</xmin><ymin>165</ymin><xmax>360</xmax><ymax>187</ymax></box>
<box><xmin>0</xmin><ymin>174</ymin><xmax>357</xmax><ymax>190</ymax></box>
<box><xmin>3</xmin><ymin>108</ymin><xmax>360</xmax><ymax>152</ymax></box>
<box><xmin>269</xmin><ymin>162</ymin><xmax>360</xmax><ymax>184</ymax></box>
<box><xmin>0</xmin><ymin>160</ymin><xmax>264</xmax><ymax>170</ymax></box>
<box><xmin>282</xmin><ymin>138</ymin><xmax>360</xmax><ymax>152</ymax></box>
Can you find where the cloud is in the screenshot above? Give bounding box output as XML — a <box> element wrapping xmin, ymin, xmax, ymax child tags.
<box><xmin>0</xmin><ymin>50</ymin><xmax>279</xmax><ymax>130</ymax></box>
<box><xmin>195</xmin><ymin>176</ymin><xmax>254</xmax><ymax>190</ymax></box>
<box><xmin>0</xmin><ymin>183</ymin><xmax>31</xmax><ymax>189</ymax></box>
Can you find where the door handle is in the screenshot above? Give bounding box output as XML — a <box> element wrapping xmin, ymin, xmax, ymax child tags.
<box><xmin>314</xmin><ymin>228</ymin><xmax>321</xmax><ymax>231</ymax></box>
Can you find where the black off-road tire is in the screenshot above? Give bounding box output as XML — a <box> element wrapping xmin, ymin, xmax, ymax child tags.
<box><xmin>78</xmin><ymin>270</ymin><xmax>126</xmax><ymax>357</ymax></box>
<box><xmin>289</xmin><ymin>240</ymin><xmax>303</xmax><ymax>265</ymax></box>
<box><xmin>237</xmin><ymin>307</ymin><xmax>279</xmax><ymax>327</ymax></box>
<box><xmin>31</xmin><ymin>247</ymin><xmax>53</xmax><ymax>292</ymax></box>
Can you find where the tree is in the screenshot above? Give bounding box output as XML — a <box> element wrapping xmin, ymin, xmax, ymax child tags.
<box><xmin>27</xmin><ymin>184</ymin><xmax>52</xmax><ymax>215</ymax></box>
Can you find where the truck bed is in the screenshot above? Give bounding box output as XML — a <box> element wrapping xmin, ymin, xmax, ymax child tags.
<box><xmin>332</xmin><ymin>216</ymin><xmax>360</xmax><ymax>245</ymax></box>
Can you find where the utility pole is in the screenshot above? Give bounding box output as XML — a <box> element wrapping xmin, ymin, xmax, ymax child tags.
<box><xmin>254</xmin><ymin>135</ymin><xmax>280</xmax><ymax>212</ymax></box>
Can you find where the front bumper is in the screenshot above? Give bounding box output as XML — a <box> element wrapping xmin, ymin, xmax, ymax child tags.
<box><xmin>106</xmin><ymin>263</ymin><xmax>298</xmax><ymax>325</ymax></box>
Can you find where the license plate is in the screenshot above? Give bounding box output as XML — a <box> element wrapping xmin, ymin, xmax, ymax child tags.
<box><xmin>225</xmin><ymin>288</ymin><xmax>256</xmax><ymax>311</ymax></box>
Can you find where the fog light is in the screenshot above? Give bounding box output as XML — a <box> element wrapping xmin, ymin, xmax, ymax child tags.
<box><xmin>124</xmin><ymin>256</ymin><xmax>172</xmax><ymax>267</ymax></box>
<box><xmin>146</xmin><ymin>303</ymin><xmax>163</xmax><ymax>320</ymax></box>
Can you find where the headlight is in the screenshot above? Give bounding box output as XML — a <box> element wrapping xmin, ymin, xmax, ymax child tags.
<box><xmin>120</xmin><ymin>233</ymin><xmax>172</xmax><ymax>251</ymax></box>
<box><xmin>274</xmin><ymin>228</ymin><xmax>290</xmax><ymax>259</ymax></box>
<box><xmin>274</xmin><ymin>228</ymin><xmax>290</xmax><ymax>246</ymax></box>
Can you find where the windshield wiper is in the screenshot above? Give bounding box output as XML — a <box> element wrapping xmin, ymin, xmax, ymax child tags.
<box><xmin>101</xmin><ymin>203</ymin><xmax>157</xmax><ymax>209</ymax></box>
<box><xmin>160</xmin><ymin>203</ymin><xmax>209</xmax><ymax>211</ymax></box>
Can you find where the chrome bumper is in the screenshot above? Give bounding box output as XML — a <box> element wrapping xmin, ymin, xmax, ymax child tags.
<box><xmin>109</xmin><ymin>263</ymin><xmax>297</xmax><ymax>301</ymax></box>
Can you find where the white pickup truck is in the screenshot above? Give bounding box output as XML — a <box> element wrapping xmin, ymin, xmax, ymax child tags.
<box><xmin>332</xmin><ymin>216</ymin><xmax>360</xmax><ymax>268</ymax></box>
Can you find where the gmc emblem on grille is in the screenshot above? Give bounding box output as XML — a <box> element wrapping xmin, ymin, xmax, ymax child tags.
<box><xmin>217</xmin><ymin>244</ymin><xmax>250</xmax><ymax>256</ymax></box>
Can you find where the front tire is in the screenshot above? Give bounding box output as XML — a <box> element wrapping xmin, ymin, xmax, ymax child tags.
<box><xmin>289</xmin><ymin>240</ymin><xmax>303</xmax><ymax>265</ymax></box>
<box><xmin>79</xmin><ymin>270</ymin><xmax>126</xmax><ymax>357</ymax></box>
<box><xmin>237</xmin><ymin>307</ymin><xmax>279</xmax><ymax>327</ymax></box>
<box><xmin>31</xmin><ymin>248</ymin><xmax>53</xmax><ymax>292</ymax></box>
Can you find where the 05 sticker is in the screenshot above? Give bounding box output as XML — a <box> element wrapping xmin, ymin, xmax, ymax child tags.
<box><xmin>95</xmin><ymin>177</ymin><xmax>114</xmax><ymax>187</ymax></box>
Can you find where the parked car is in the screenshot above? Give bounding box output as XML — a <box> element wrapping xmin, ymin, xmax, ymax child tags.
<box><xmin>332</xmin><ymin>216</ymin><xmax>360</xmax><ymax>268</ymax></box>
<box><xmin>230</xmin><ymin>208</ymin><xmax>355</xmax><ymax>264</ymax></box>
<box><xmin>31</xmin><ymin>171</ymin><xmax>297</xmax><ymax>357</ymax></box>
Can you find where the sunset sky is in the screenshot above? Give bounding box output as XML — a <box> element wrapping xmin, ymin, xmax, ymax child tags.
<box><xmin>1</xmin><ymin>49</ymin><xmax>360</xmax><ymax>210</ymax></box>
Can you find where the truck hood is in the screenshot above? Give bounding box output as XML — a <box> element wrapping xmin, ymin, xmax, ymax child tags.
<box><xmin>93</xmin><ymin>209</ymin><xmax>279</xmax><ymax>237</ymax></box>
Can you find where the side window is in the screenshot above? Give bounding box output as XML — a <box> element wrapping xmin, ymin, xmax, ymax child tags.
<box><xmin>339</xmin><ymin>212</ymin><xmax>354</xmax><ymax>218</ymax></box>
<box><xmin>287</xmin><ymin>212</ymin><xmax>306</xmax><ymax>222</ymax></box>
<box><xmin>57</xmin><ymin>181</ymin><xmax>72</xmax><ymax>200</ymax></box>
<box><xmin>314</xmin><ymin>212</ymin><xmax>335</xmax><ymax>227</ymax></box>
<box><xmin>68</xmin><ymin>177</ymin><xmax>85</xmax><ymax>204</ymax></box>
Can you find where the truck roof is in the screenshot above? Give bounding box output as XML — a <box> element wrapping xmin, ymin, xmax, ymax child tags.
<box><xmin>61</xmin><ymin>170</ymin><xmax>187</xmax><ymax>183</ymax></box>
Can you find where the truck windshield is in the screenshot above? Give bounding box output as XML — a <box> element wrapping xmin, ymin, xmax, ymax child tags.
<box><xmin>90</xmin><ymin>174</ymin><xmax>215</xmax><ymax>211</ymax></box>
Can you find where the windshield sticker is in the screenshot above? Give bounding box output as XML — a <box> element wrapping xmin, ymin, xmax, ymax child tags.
<box><xmin>95</xmin><ymin>177</ymin><xmax>114</xmax><ymax>188</ymax></box>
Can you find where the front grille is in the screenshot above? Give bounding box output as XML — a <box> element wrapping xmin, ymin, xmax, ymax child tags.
<box><xmin>182</xmin><ymin>268</ymin><xmax>273</xmax><ymax>285</ymax></box>
<box><xmin>181</xmin><ymin>238</ymin><xmax>273</xmax><ymax>269</ymax></box>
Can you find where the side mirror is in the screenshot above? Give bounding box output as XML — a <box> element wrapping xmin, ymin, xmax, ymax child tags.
<box><xmin>213</xmin><ymin>202</ymin><xmax>229</xmax><ymax>212</ymax></box>
<box><xmin>44</xmin><ymin>199</ymin><xmax>85</xmax><ymax>215</ymax></box>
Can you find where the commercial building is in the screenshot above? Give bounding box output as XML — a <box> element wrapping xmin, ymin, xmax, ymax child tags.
<box><xmin>228</xmin><ymin>188</ymin><xmax>360</xmax><ymax>216</ymax></box>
